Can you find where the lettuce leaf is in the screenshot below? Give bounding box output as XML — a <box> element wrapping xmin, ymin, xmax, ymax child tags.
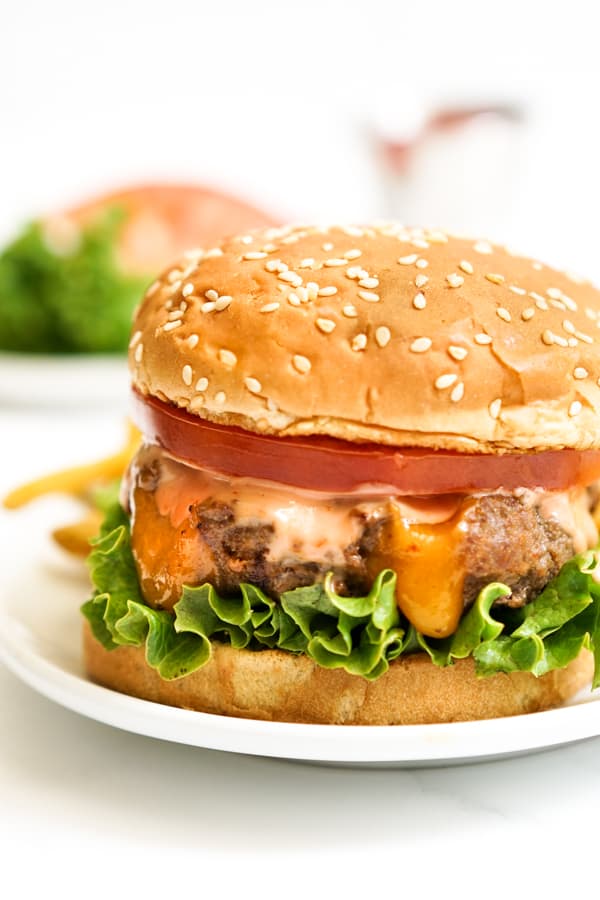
<box><xmin>82</xmin><ymin>503</ymin><xmax>600</xmax><ymax>685</ymax></box>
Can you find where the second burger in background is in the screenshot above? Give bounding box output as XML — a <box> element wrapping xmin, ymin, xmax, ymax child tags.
<box><xmin>0</xmin><ymin>184</ymin><xmax>275</xmax><ymax>354</ymax></box>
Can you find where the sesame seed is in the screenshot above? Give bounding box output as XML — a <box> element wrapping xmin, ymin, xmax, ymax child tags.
<box><xmin>243</xmin><ymin>251</ymin><xmax>268</xmax><ymax>260</ymax></box>
<box><xmin>548</xmin><ymin>298</ymin><xmax>567</xmax><ymax>311</ymax></box>
<box><xmin>187</xmin><ymin>333</ymin><xmax>199</xmax><ymax>349</ymax></box>
<box><xmin>568</xmin><ymin>338</ymin><xmax>579</xmax><ymax>348</ymax></box>
<box><xmin>239</xmin><ymin>235</ymin><xmax>253</xmax><ymax>244</ymax></box>
<box><xmin>266</xmin><ymin>398</ymin><xmax>278</xmax><ymax>412</ymax></box>
<box><xmin>450</xmin><ymin>382</ymin><xmax>465</xmax><ymax>402</ymax></box>
<box><xmin>343</xmin><ymin>305</ymin><xmax>358</xmax><ymax>318</ymax></box>
<box><xmin>324</xmin><ymin>258</ymin><xmax>347</xmax><ymax>267</ymax></box>
<box><xmin>412</xmin><ymin>238</ymin><xmax>430</xmax><ymax>249</ymax></box>
<box><xmin>413</xmin><ymin>292</ymin><xmax>427</xmax><ymax>310</ymax></box>
<box><xmin>262</xmin><ymin>243</ymin><xmax>277</xmax><ymax>253</ymax></box>
<box><xmin>351</xmin><ymin>334</ymin><xmax>368</xmax><ymax>352</ymax></box>
<box><xmin>288</xmin><ymin>293</ymin><xmax>301</xmax><ymax>307</ymax></box>
<box><xmin>532</xmin><ymin>262</ymin><xmax>543</xmax><ymax>271</ymax></box>
<box><xmin>182</xmin><ymin>365</ymin><xmax>193</xmax><ymax>386</ymax></box>
<box><xmin>146</xmin><ymin>280</ymin><xmax>160</xmax><ymax>298</ymax></box>
<box><xmin>415</xmin><ymin>258</ymin><xmax>429</xmax><ymax>269</ymax></box>
<box><xmin>553</xmin><ymin>334</ymin><xmax>569</xmax><ymax>348</ymax></box>
<box><xmin>205</xmin><ymin>290</ymin><xmax>219</xmax><ymax>301</ymax></box>
<box><xmin>410</xmin><ymin>337</ymin><xmax>432</xmax><ymax>353</ymax></box>
<box><xmin>296</xmin><ymin>286</ymin><xmax>309</xmax><ymax>303</ymax></box>
<box><xmin>446</xmin><ymin>273</ymin><xmax>464</xmax><ymax>288</ymax></box>
<box><xmin>542</xmin><ymin>329</ymin><xmax>555</xmax><ymax>345</ymax></box>
<box><xmin>474</xmin><ymin>241</ymin><xmax>493</xmax><ymax>254</ymax></box>
<box><xmin>215</xmin><ymin>296</ymin><xmax>232</xmax><ymax>311</ymax></box>
<box><xmin>219</xmin><ymin>349</ymin><xmax>237</xmax><ymax>367</ymax></box>
<box><xmin>576</xmin><ymin>331</ymin><xmax>594</xmax><ymax>344</ymax></box>
<box><xmin>485</xmin><ymin>273</ymin><xmax>505</xmax><ymax>285</ymax></box>
<box><xmin>322</xmin><ymin>242</ymin><xmax>334</xmax><ymax>252</ymax></box>
<box><xmin>496</xmin><ymin>307</ymin><xmax>511</xmax><ymax>322</ymax></box>
<box><xmin>201</xmin><ymin>302</ymin><xmax>216</xmax><ymax>313</ymax></box>
<box><xmin>489</xmin><ymin>398</ymin><xmax>502</xmax><ymax>419</ymax></box>
<box><xmin>413</xmin><ymin>275</ymin><xmax>428</xmax><ymax>290</ymax></box>
<box><xmin>547</xmin><ymin>287</ymin><xmax>562</xmax><ymax>300</ymax></box>
<box><xmin>215</xmin><ymin>391</ymin><xmax>226</xmax><ymax>405</ymax></box>
<box><xmin>358</xmin><ymin>290</ymin><xmax>380</xmax><ymax>303</ymax></box>
<box><xmin>561</xmin><ymin>295</ymin><xmax>578</xmax><ymax>312</ymax></box>
<box><xmin>569</xmin><ymin>400</ymin><xmax>583</xmax><ymax>417</ymax></box>
<box><xmin>245</xmin><ymin>377</ymin><xmax>262</xmax><ymax>394</ymax></box>
<box><xmin>260</xmin><ymin>302</ymin><xmax>280</xmax><ymax>313</ymax></box>
<box><xmin>196</xmin><ymin>377</ymin><xmax>208</xmax><ymax>392</ymax></box>
<box><xmin>298</xmin><ymin>258</ymin><xmax>315</xmax><ymax>269</ymax></box>
<box><xmin>265</xmin><ymin>259</ymin><xmax>285</xmax><ymax>273</ymax></box>
<box><xmin>448</xmin><ymin>345</ymin><xmax>468</xmax><ymax>361</ymax></box>
<box><xmin>435</xmin><ymin>373</ymin><xmax>458</xmax><ymax>390</ymax></box>
<box><xmin>530</xmin><ymin>292</ymin><xmax>549</xmax><ymax>310</ymax></box>
<box><xmin>474</xmin><ymin>333</ymin><xmax>492</xmax><ymax>345</ymax></box>
<box><xmin>306</xmin><ymin>282</ymin><xmax>319</xmax><ymax>301</ymax></box>
<box><xmin>129</xmin><ymin>330</ymin><xmax>142</xmax><ymax>348</ymax></box>
<box><xmin>563</xmin><ymin>320</ymin><xmax>576</xmax><ymax>334</ymax></box>
<box><xmin>316</xmin><ymin>317</ymin><xmax>336</xmax><ymax>334</ymax></box>
<box><xmin>134</xmin><ymin>343</ymin><xmax>143</xmax><ymax>363</ymax></box>
<box><xmin>459</xmin><ymin>260</ymin><xmax>474</xmax><ymax>275</ymax></box>
<box><xmin>292</xmin><ymin>354</ymin><xmax>312</xmax><ymax>373</ymax></box>
<box><xmin>346</xmin><ymin>266</ymin><xmax>363</xmax><ymax>279</ymax></box>
<box><xmin>358</xmin><ymin>277</ymin><xmax>379</xmax><ymax>289</ymax></box>
<box><xmin>521</xmin><ymin>308</ymin><xmax>535</xmax><ymax>321</ymax></box>
<box><xmin>398</xmin><ymin>254</ymin><xmax>418</xmax><ymax>265</ymax></box>
<box><xmin>344</xmin><ymin>249</ymin><xmax>362</xmax><ymax>260</ymax></box>
<box><xmin>163</xmin><ymin>320</ymin><xmax>182</xmax><ymax>331</ymax></box>
<box><xmin>375</xmin><ymin>326</ymin><xmax>391</xmax><ymax>348</ymax></box>
<box><xmin>574</xmin><ymin>367</ymin><xmax>589</xmax><ymax>380</ymax></box>
<box><xmin>318</xmin><ymin>286</ymin><xmax>338</xmax><ymax>297</ymax></box>
<box><xmin>509</xmin><ymin>285</ymin><xmax>526</xmax><ymax>295</ymax></box>
<box><xmin>182</xmin><ymin>282</ymin><xmax>194</xmax><ymax>297</ymax></box>
<box><xmin>168</xmin><ymin>309</ymin><xmax>184</xmax><ymax>321</ymax></box>
<box><xmin>205</xmin><ymin>248</ymin><xmax>223</xmax><ymax>258</ymax></box>
<box><xmin>278</xmin><ymin>271</ymin><xmax>302</xmax><ymax>286</ymax></box>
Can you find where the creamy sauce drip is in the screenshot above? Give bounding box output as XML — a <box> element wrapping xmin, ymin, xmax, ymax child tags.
<box><xmin>131</xmin><ymin>445</ymin><xmax>598</xmax><ymax>564</ymax></box>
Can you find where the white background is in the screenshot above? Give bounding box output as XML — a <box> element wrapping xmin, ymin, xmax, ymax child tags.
<box><xmin>3</xmin><ymin>2</ymin><xmax>600</xmax><ymax>897</ymax></box>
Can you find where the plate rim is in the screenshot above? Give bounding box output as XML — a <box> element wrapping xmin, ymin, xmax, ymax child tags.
<box><xmin>1</xmin><ymin>596</ymin><xmax>600</xmax><ymax>765</ymax></box>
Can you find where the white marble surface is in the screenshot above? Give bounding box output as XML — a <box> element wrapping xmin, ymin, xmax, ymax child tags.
<box><xmin>1</xmin><ymin>404</ymin><xmax>600</xmax><ymax>898</ymax></box>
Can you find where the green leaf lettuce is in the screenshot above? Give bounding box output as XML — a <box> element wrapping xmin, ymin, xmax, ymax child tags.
<box><xmin>82</xmin><ymin>503</ymin><xmax>600</xmax><ymax>685</ymax></box>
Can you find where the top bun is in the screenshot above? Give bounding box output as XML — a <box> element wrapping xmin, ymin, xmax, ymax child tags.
<box><xmin>130</xmin><ymin>224</ymin><xmax>600</xmax><ymax>453</ymax></box>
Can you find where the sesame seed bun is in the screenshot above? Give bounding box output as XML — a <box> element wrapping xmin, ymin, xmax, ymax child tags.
<box><xmin>130</xmin><ymin>224</ymin><xmax>600</xmax><ymax>453</ymax></box>
<box><xmin>83</xmin><ymin>623</ymin><xmax>593</xmax><ymax>725</ymax></box>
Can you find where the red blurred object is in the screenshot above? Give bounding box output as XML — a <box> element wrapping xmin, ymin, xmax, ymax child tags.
<box><xmin>49</xmin><ymin>183</ymin><xmax>278</xmax><ymax>275</ymax></box>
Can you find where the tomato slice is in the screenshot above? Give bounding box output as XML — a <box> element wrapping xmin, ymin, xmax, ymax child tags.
<box><xmin>131</xmin><ymin>389</ymin><xmax>600</xmax><ymax>495</ymax></box>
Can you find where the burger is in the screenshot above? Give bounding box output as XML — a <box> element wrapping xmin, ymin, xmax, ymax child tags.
<box><xmin>83</xmin><ymin>223</ymin><xmax>600</xmax><ymax>725</ymax></box>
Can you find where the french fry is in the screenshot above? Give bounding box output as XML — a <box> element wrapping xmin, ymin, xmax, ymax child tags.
<box><xmin>2</xmin><ymin>422</ymin><xmax>139</xmax><ymax>510</ymax></box>
<box><xmin>52</xmin><ymin>510</ymin><xmax>105</xmax><ymax>556</ymax></box>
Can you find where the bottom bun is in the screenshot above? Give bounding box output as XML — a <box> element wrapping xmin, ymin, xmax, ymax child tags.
<box><xmin>83</xmin><ymin>624</ymin><xmax>593</xmax><ymax>725</ymax></box>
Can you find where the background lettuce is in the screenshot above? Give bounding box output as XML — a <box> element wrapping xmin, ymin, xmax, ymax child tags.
<box><xmin>82</xmin><ymin>503</ymin><xmax>600</xmax><ymax>684</ymax></box>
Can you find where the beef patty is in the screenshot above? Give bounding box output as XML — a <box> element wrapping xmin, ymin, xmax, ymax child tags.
<box><xmin>192</xmin><ymin>494</ymin><xmax>575</xmax><ymax>609</ymax></box>
<box><xmin>127</xmin><ymin>445</ymin><xmax>588</xmax><ymax>613</ymax></box>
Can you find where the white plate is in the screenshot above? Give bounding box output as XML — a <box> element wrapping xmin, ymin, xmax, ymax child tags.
<box><xmin>0</xmin><ymin>352</ymin><xmax>128</xmax><ymax>407</ymax></box>
<box><xmin>1</xmin><ymin>529</ymin><xmax>600</xmax><ymax>767</ymax></box>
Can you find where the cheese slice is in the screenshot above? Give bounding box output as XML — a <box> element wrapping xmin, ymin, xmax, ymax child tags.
<box><xmin>367</xmin><ymin>501</ymin><xmax>466</xmax><ymax>638</ymax></box>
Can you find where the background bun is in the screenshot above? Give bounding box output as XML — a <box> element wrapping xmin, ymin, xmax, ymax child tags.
<box><xmin>130</xmin><ymin>224</ymin><xmax>600</xmax><ymax>452</ymax></box>
<box><xmin>84</xmin><ymin>625</ymin><xmax>593</xmax><ymax>725</ymax></box>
